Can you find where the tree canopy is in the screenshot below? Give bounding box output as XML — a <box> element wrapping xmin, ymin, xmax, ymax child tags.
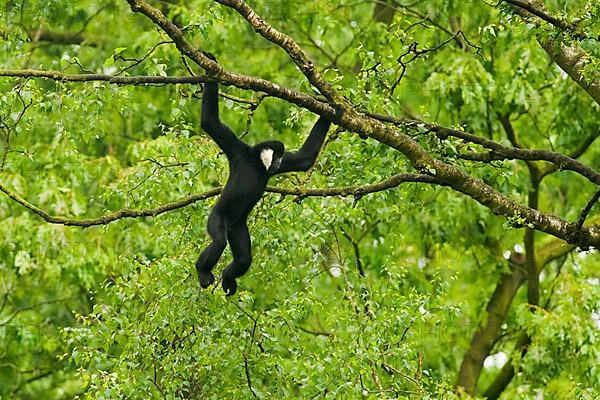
<box><xmin>0</xmin><ymin>0</ymin><xmax>598</xmax><ymax>398</ymax></box>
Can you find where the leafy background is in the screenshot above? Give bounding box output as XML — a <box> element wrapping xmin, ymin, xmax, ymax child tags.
<box><xmin>0</xmin><ymin>0</ymin><xmax>598</xmax><ymax>398</ymax></box>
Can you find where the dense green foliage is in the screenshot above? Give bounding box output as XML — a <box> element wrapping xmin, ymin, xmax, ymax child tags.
<box><xmin>0</xmin><ymin>0</ymin><xmax>598</xmax><ymax>398</ymax></box>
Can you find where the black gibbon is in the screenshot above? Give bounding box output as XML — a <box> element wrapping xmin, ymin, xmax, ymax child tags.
<box><xmin>196</xmin><ymin>57</ymin><xmax>332</xmax><ymax>295</ymax></box>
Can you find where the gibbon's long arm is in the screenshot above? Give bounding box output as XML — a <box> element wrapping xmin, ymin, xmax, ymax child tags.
<box><xmin>277</xmin><ymin>117</ymin><xmax>331</xmax><ymax>173</ymax></box>
<box><xmin>201</xmin><ymin>81</ymin><xmax>246</xmax><ymax>156</ymax></box>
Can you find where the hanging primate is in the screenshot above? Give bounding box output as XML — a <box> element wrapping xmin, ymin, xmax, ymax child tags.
<box><xmin>196</xmin><ymin>58</ymin><xmax>332</xmax><ymax>296</ymax></box>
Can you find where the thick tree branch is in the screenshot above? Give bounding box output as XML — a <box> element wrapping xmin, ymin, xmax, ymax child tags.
<box><xmin>6</xmin><ymin>68</ymin><xmax>594</xmax><ymax>185</ymax></box>
<box><xmin>302</xmin><ymin>96</ymin><xmax>600</xmax><ymax>248</ymax></box>
<box><xmin>539</xmin><ymin>40</ymin><xmax>600</xmax><ymax>106</ymax></box>
<box><xmin>458</xmin><ymin>119</ymin><xmax>588</xmax><ymax>395</ymax></box>
<box><xmin>482</xmin><ymin>333</ymin><xmax>530</xmax><ymax>399</ymax></box>
<box><xmin>455</xmin><ymin>230</ymin><xmax>583</xmax><ymax>394</ymax></box>
<box><xmin>3</xmin><ymin>69</ymin><xmax>592</xmax><ymax>185</ymax></box>
<box><xmin>503</xmin><ymin>0</ymin><xmax>584</xmax><ymax>39</ymax></box>
<box><xmin>524</xmin><ymin>175</ymin><xmax>541</xmax><ymax>306</ymax></box>
<box><xmin>0</xmin><ymin>69</ymin><xmax>207</xmax><ymax>85</ymax></box>
<box><xmin>433</xmin><ymin>126</ymin><xmax>600</xmax><ymax>185</ymax></box>
<box><xmin>506</xmin><ymin>0</ymin><xmax>600</xmax><ymax>106</ymax></box>
<box><xmin>0</xmin><ymin>173</ymin><xmax>436</xmax><ymax>227</ymax></box>
<box><xmin>212</xmin><ymin>0</ymin><xmax>341</xmax><ymax>103</ymax></box>
<box><xmin>458</xmin><ymin>228</ymin><xmax>594</xmax><ymax>397</ymax></box>
<box><xmin>458</xmin><ymin>150</ymin><xmax>599</xmax><ymax>187</ymax></box>
<box><xmin>369</xmin><ymin>112</ymin><xmax>600</xmax><ymax>185</ymax></box>
<box><xmin>125</xmin><ymin>0</ymin><xmax>336</xmax><ymax>117</ymax></box>
<box><xmin>455</xmin><ymin>113</ymin><xmax>593</xmax><ymax>394</ymax></box>
<box><xmin>456</xmin><ymin>255</ymin><xmax>527</xmax><ymax>394</ymax></box>
<box><xmin>0</xmin><ymin>180</ymin><xmax>221</xmax><ymax>227</ymax></box>
<box><xmin>540</xmin><ymin>131</ymin><xmax>599</xmax><ymax>178</ymax></box>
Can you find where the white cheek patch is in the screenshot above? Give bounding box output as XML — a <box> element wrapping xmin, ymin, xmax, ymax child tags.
<box><xmin>260</xmin><ymin>148</ymin><xmax>274</xmax><ymax>170</ymax></box>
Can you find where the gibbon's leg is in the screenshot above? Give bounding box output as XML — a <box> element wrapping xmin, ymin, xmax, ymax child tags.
<box><xmin>222</xmin><ymin>220</ymin><xmax>252</xmax><ymax>296</ymax></box>
<box><xmin>196</xmin><ymin>209</ymin><xmax>227</xmax><ymax>288</ymax></box>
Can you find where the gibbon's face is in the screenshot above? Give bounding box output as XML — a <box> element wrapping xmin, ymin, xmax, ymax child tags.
<box><xmin>257</xmin><ymin>141</ymin><xmax>284</xmax><ymax>173</ymax></box>
<box><xmin>260</xmin><ymin>148</ymin><xmax>274</xmax><ymax>168</ymax></box>
<box><xmin>260</xmin><ymin>148</ymin><xmax>282</xmax><ymax>172</ymax></box>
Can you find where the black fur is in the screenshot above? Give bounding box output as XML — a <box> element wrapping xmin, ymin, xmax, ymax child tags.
<box><xmin>196</xmin><ymin>79</ymin><xmax>331</xmax><ymax>295</ymax></box>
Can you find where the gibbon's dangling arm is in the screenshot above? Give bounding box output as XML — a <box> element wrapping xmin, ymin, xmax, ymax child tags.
<box><xmin>200</xmin><ymin>81</ymin><xmax>246</xmax><ymax>157</ymax></box>
<box><xmin>277</xmin><ymin>117</ymin><xmax>331</xmax><ymax>173</ymax></box>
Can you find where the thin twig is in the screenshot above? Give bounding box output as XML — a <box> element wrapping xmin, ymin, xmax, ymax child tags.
<box><xmin>575</xmin><ymin>189</ymin><xmax>600</xmax><ymax>230</ymax></box>
<box><xmin>0</xmin><ymin>173</ymin><xmax>436</xmax><ymax>227</ymax></box>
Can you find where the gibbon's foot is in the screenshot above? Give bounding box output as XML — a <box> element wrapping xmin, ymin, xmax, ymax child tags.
<box><xmin>197</xmin><ymin>269</ymin><xmax>215</xmax><ymax>289</ymax></box>
<box><xmin>222</xmin><ymin>276</ymin><xmax>238</xmax><ymax>296</ymax></box>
